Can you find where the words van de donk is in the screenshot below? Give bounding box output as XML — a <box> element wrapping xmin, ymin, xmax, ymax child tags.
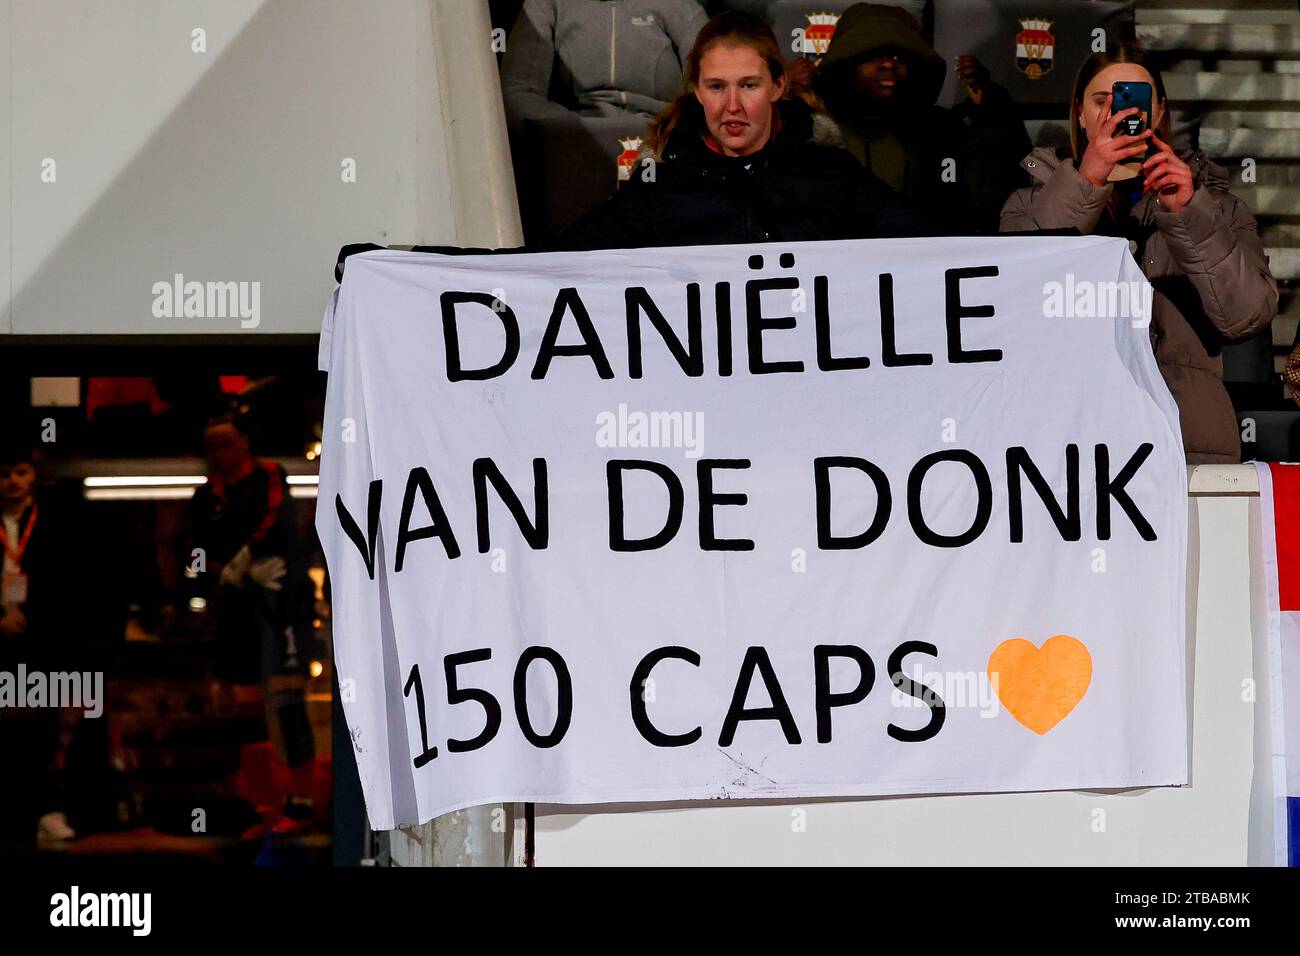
<box><xmin>333</xmin><ymin>260</ymin><xmax>1161</xmax><ymax>574</ymax></box>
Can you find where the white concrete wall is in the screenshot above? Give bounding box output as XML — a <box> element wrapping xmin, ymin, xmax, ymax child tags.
<box><xmin>0</xmin><ymin>0</ymin><xmax>518</xmax><ymax>335</ymax></box>
<box><xmin>533</xmin><ymin>467</ymin><xmax>1268</xmax><ymax>865</ymax></box>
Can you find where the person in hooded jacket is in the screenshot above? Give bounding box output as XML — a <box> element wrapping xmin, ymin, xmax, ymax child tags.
<box><xmin>813</xmin><ymin>2</ymin><xmax>1031</xmax><ymax>235</ymax></box>
<box><xmin>1000</xmin><ymin>43</ymin><xmax>1277</xmax><ymax>465</ymax></box>
<box><xmin>547</xmin><ymin>9</ymin><xmax>928</xmax><ymax>251</ymax></box>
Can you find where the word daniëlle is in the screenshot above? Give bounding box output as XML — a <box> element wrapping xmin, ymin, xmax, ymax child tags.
<box><xmin>441</xmin><ymin>261</ymin><xmax>1004</xmax><ymax>381</ymax></box>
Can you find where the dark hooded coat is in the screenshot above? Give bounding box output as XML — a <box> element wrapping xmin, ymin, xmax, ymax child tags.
<box><xmin>815</xmin><ymin>2</ymin><xmax>1031</xmax><ymax>234</ymax></box>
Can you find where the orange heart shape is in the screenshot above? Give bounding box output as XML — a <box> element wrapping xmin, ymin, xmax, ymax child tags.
<box><xmin>987</xmin><ymin>635</ymin><xmax>1092</xmax><ymax>735</ymax></box>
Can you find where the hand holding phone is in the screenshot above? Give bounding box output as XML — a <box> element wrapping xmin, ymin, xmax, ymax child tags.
<box><xmin>1111</xmin><ymin>81</ymin><xmax>1155</xmax><ymax>168</ymax></box>
<box><xmin>1078</xmin><ymin>92</ymin><xmax>1154</xmax><ymax>187</ymax></box>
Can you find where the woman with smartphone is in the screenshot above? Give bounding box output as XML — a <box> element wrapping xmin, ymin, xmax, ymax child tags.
<box><xmin>1000</xmin><ymin>43</ymin><xmax>1277</xmax><ymax>465</ymax></box>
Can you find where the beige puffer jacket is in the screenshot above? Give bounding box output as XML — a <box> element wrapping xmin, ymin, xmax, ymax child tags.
<box><xmin>1001</xmin><ymin>146</ymin><xmax>1278</xmax><ymax>464</ymax></box>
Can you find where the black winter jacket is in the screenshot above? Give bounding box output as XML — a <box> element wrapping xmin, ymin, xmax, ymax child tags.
<box><xmin>332</xmin><ymin>102</ymin><xmax>928</xmax><ymax>275</ymax></box>
<box><xmin>547</xmin><ymin>100</ymin><xmax>929</xmax><ymax>251</ymax></box>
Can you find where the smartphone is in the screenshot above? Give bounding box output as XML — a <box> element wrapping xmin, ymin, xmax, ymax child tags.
<box><xmin>1111</xmin><ymin>81</ymin><xmax>1153</xmax><ymax>137</ymax></box>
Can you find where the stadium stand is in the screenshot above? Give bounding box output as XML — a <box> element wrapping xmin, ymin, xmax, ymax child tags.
<box><xmin>490</xmin><ymin>0</ymin><xmax>1297</xmax><ymax>457</ymax></box>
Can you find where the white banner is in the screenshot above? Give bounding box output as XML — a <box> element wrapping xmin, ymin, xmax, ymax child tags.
<box><xmin>317</xmin><ymin>236</ymin><xmax>1189</xmax><ymax>830</ymax></box>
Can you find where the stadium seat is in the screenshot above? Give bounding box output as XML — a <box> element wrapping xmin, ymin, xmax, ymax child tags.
<box><xmin>1239</xmin><ymin>409</ymin><xmax>1300</xmax><ymax>461</ymax></box>
<box><xmin>513</xmin><ymin>114</ymin><xmax>654</xmax><ymax>239</ymax></box>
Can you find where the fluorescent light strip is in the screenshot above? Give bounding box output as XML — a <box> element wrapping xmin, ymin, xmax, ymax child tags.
<box><xmin>82</xmin><ymin>473</ymin><xmax>317</xmax><ymax>501</ymax></box>
<box><xmin>85</xmin><ymin>487</ymin><xmax>198</xmax><ymax>501</ymax></box>
<box><xmin>84</xmin><ymin>476</ymin><xmax>206</xmax><ymax>487</ymax></box>
<box><xmin>87</xmin><ymin>486</ymin><xmax>318</xmax><ymax>501</ymax></box>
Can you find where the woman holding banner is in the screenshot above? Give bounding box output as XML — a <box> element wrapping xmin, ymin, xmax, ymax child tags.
<box><xmin>999</xmin><ymin>43</ymin><xmax>1277</xmax><ymax>465</ymax></box>
<box><xmin>546</xmin><ymin>10</ymin><xmax>928</xmax><ymax>251</ymax></box>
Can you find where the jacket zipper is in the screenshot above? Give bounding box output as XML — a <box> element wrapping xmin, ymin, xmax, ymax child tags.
<box><xmin>609</xmin><ymin>3</ymin><xmax>616</xmax><ymax>88</ymax></box>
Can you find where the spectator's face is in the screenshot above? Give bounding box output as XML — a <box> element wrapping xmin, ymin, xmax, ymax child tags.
<box><xmin>694</xmin><ymin>42</ymin><xmax>785</xmax><ymax>157</ymax></box>
<box><xmin>853</xmin><ymin>48</ymin><xmax>911</xmax><ymax>101</ymax></box>
<box><xmin>1079</xmin><ymin>64</ymin><xmax>1164</xmax><ymax>143</ymax></box>
<box><xmin>0</xmin><ymin>462</ymin><xmax>36</xmax><ymax>507</ymax></box>
<box><xmin>203</xmin><ymin>423</ymin><xmax>251</xmax><ymax>478</ymax></box>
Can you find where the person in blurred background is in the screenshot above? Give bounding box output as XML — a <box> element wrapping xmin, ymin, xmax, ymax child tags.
<box><xmin>547</xmin><ymin>9</ymin><xmax>927</xmax><ymax>251</ymax></box>
<box><xmin>189</xmin><ymin>411</ymin><xmax>317</xmax><ymax>834</ymax></box>
<box><xmin>814</xmin><ymin>2</ymin><xmax>1030</xmax><ymax>234</ymax></box>
<box><xmin>0</xmin><ymin>440</ymin><xmax>81</xmax><ymax>848</ymax></box>
<box><xmin>500</xmin><ymin>0</ymin><xmax>707</xmax><ymax>126</ymax></box>
<box><xmin>1000</xmin><ymin>43</ymin><xmax>1278</xmax><ymax>464</ymax></box>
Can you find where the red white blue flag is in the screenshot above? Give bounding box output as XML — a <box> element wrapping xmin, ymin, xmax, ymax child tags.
<box><xmin>1254</xmin><ymin>461</ymin><xmax>1300</xmax><ymax>866</ymax></box>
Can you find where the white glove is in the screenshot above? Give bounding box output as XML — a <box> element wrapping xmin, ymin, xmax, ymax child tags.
<box><xmin>247</xmin><ymin>555</ymin><xmax>288</xmax><ymax>591</ymax></box>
